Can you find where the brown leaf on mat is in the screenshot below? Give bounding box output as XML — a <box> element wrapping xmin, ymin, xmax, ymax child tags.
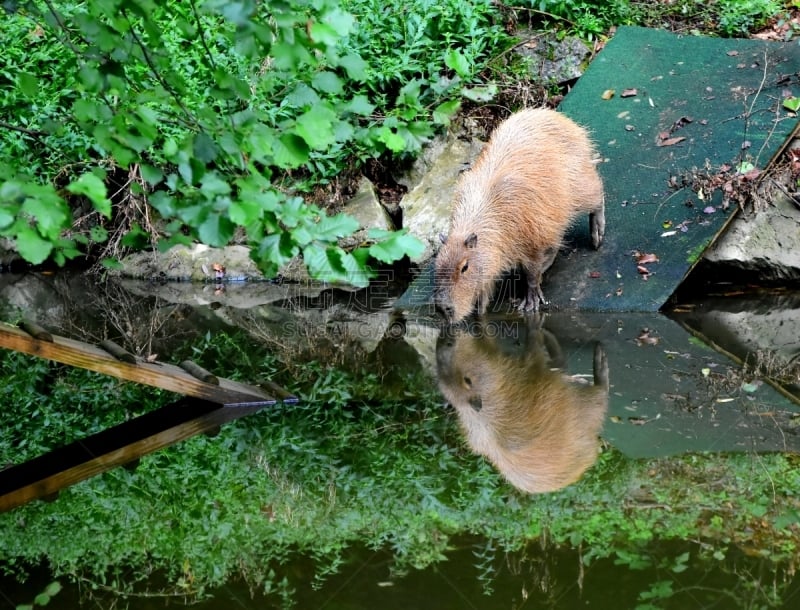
<box><xmin>657</xmin><ymin>136</ymin><xmax>686</xmax><ymax>147</ymax></box>
<box><xmin>636</xmin><ymin>252</ymin><xmax>659</xmax><ymax>264</ymax></box>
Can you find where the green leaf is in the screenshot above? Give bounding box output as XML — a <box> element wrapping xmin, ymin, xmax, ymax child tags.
<box><xmin>193</xmin><ymin>132</ymin><xmax>219</xmax><ymax>164</ymax></box>
<box><xmin>398</xmin><ymin>79</ymin><xmax>422</xmax><ymax>107</ymax></box>
<box><xmin>462</xmin><ymin>84</ymin><xmax>498</xmax><ymax>102</ymax></box>
<box><xmin>256</xmin><ymin>232</ymin><xmax>298</xmax><ymax>272</ymax></box>
<box><xmin>277</xmin><ymin>196</ymin><xmax>307</xmax><ymax>228</ymax></box>
<box><xmin>322</xmin><ymin>7</ymin><xmax>355</xmax><ymax>37</ymax></box>
<box><xmin>121</xmin><ymin>223</ymin><xmax>150</xmax><ymax>249</ymax></box>
<box><xmin>433</xmin><ymin>100</ymin><xmax>461</xmax><ymax>125</ymax></box>
<box><xmin>18</xmin><ymin>72</ymin><xmax>39</xmax><ymax>98</ymax></box>
<box><xmin>313</xmin><ymin>212</ymin><xmax>359</xmax><ymax>241</ymax></box>
<box><xmin>101</xmin><ymin>257</ymin><xmax>124</xmax><ymax>270</ymax></box>
<box><xmin>72</xmin><ymin>98</ymin><xmax>112</xmax><ymax>123</ymax></box>
<box><xmin>377</xmin><ymin>126</ymin><xmax>406</xmax><ymax>153</ymax></box>
<box><xmin>139</xmin><ymin>164</ymin><xmax>163</xmax><ymax>185</ymax></box>
<box><xmin>342</xmin><ymin>95</ymin><xmax>375</xmax><ymax>117</ymax></box>
<box><xmin>33</xmin><ymin>593</ymin><xmax>51</xmax><ymax>606</ymax></box>
<box><xmin>303</xmin><ymin>243</ymin><xmax>345</xmax><ymax>282</ymax></box>
<box><xmin>285</xmin><ymin>83</ymin><xmax>321</xmax><ymax>109</ymax></box>
<box><xmin>311</xmin><ymin>71</ymin><xmax>344</xmax><ymax>95</ymax></box>
<box><xmin>199</xmin><ymin>172</ymin><xmax>231</xmax><ymax>198</ymax></box>
<box><xmin>15</xmin><ymin>226</ymin><xmax>54</xmax><ymax>265</ymax></box>
<box><xmin>338</xmin><ymin>53</ymin><xmax>368</xmax><ymax>81</ymax></box>
<box><xmin>0</xmin><ymin>206</ymin><xmax>15</xmax><ymax>230</ymax></box>
<box><xmin>229</xmin><ymin>200</ymin><xmax>263</xmax><ymax>226</ymax></box>
<box><xmin>295</xmin><ymin>105</ymin><xmax>338</xmax><ymax>150</ymax></box>
<box><xmin>273</xmin><ymin>133</ymin><xmax>309</xmax><ymax>168</ymax></box>
<box><xmin>67</xmin><ymin>172</ymin><xmax>111</xmax><ymax>218</ymax></box>
<box><xmin>197</xmin><ymin>213</ymin><xmax>235</xmax><ymax>247</ymax></box>
<box><xmin>783</xmin><ymin>96</ymin><xmax>800</xmax><ymax>112</ymax></box>
<box><xmin>246</xmin><ymin>123</ymin><xmax>276</xmax><ymax>163</ymax></box>
<box><xmin>271</xmin><ymin>41</ymin><xmax>312</xmax><ymax>71</ymax></box>
<box><xmin>21</xmin><ymin>197</ymin><xmax>69</xmax><ymax>240</ymax></box>
<box><xmin>444</xmin><ymin>48</ymin><xmax>471</xmax><ymax>79</ymax></box>
<box><xmin>367</xmin><ymin>229</ymin><xmax>425</xmax><ymax>263</ymax></box>
<box><xmin>90</xmin><ymin>225</ymin><xmax>108</xmax><ymax>243</ymax></box>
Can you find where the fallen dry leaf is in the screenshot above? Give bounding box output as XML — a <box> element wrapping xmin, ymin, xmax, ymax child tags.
<box><xmin>621</xmin><ymin>88</ymin><xmax>638</xmax><ymax>97</ymax></box>
<box><xmin>636</xmin><ymin>252</ymin><xmax>659</xmax><ymax>264</ymax></box>
<box><xmin>637</xmin><ymin>265</ymin><xmax>650</xmax><ymax>275</ymax></box>
<box><xmin>657</xmin><ymin>136</ymin><xmax>686</xmax><ymax>147</ymax></box>
<box><xmin>636</xmin><ymin>329</ymin><xmax>660</xmax><ymax>346</ymax></box>
<box><xmin>672</xmin><ymin>116</ymin><xmax>693</xmax><ymax>130</ymax></box>
<box><xmin>588</xmin><ymin>271</ymin><xmax>602</xmax><ymax>278</ymax></box>
<box><xmin>726</xmin><ymin>50</ymin><xmax>739</xmax><ymax>56</ymax></box>
<box><xmin>601</xmin><ymin>89</ymin><xmax>615</xmax><ymax>100</ymax></box>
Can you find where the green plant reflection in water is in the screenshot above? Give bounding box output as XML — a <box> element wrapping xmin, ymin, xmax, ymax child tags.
<box><xmin>1</xmin><ymin>330</ymin><xmax>800</xmax><ymax>608</ymax></box>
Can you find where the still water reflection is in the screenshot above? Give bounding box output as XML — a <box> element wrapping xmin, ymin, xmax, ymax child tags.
<box><xmin>1</xmin><ymin>272</ymin><xmax>799</xmax><ymax>609</ymax></box>
<box><xmin>436</xmin><ymin>315</ymin><xmax>608</xmax><ymax>493</ymax></box>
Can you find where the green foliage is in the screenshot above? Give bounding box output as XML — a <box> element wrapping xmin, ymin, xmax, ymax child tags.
<box><xmin>2</xmin><ymin>332</ymin><xmax>800</xmax><ymax>606</ymax></box>
<box><xmin>1</xmin><ymin>0</ymin><xmax>512</xmax><ymax>283</ymax></box>
<box><xmin>14</xmin><ymin>581</ymin><xmax>62</xmax><ymax>610</ymax></box>
<box><xmin>521</xmin><ymin>0</ymin><xmax>632</xmax><ymax>38</ymax></box>
<box><xmin>523</xmin><ymin>0</ymin><xmax>783</xmax><ymax>39</ymax></box>
<box><xmin>715</xmin><ymin>0</ymin><xmax>782</xmax><ymax>36</ymax></box>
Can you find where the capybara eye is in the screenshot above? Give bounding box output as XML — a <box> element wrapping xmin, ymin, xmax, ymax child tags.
<box><xmin>463</xmin><ymin>376</ymin><xmax>472</xmax><ymax>387</ymax></box>
<box><xmin>461</xmin><ymin>262</ymin><xmax>469</xmax><ymax>274</ymax></box>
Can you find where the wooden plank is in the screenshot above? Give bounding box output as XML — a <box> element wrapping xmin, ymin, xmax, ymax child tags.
<box><xmin>0</xmin><ymin>397</ymin><xmax>269</xmax><ymax>512</ymax></box>
<box><xmin>0</xmin><ymin>322</ymin><xmax>281</xmax><ymax>406</ymax></box>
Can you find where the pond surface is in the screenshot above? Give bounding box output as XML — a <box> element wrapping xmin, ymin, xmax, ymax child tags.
<box><xmin>1</xmin><ymin>272</ymin><xmax>799</xmax><ymax>609</ymax></box>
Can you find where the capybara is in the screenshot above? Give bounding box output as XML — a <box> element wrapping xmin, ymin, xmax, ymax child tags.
<box><xmin>436</xmin><ymin>315</ymin><xmax>609</xmax><ymax>493</ymax></box>
<box><xmin>434</xmin><ymin>108</ymin><xmax>605</xmax><ymax>323</ymax></box>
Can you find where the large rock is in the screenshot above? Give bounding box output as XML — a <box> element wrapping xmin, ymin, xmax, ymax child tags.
<box><xmin>515</xmin><ymin>31</ymin><xmax>592</xmax><ymax>84</ymax></box>
<box><xmin>704</xmin><ymin>189</ymin><xmax>800</xmax><ymax>281</ymax></box>
<box><xmin>338</xmin><ymin>177</ymin><xmax>394</xmax><ymax>250</ymax></box>
<box><xmin>400</xmin><ymin>130</ymin><xmax>484</xmax><ymax>263</ymax></box>
<box><xmin>114</xmin><ymin>244</ymin><xmax>262</xmax><ymax>282</ymax></box>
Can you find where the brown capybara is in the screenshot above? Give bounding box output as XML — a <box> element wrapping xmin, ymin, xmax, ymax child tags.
<box><xmin>436</xmin><ymin>315</ymin><xmax>609</xmax><ymax>494</ymax></box>
<box><xmin>434</xmin><ymin>108</ymin><xmax>605</xmax><ymax>323</ymax></box>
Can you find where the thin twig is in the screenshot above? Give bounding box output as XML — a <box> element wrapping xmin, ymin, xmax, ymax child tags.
<box><xmin>0</xmin><ymin>121</ymin><xmax>46</xmax><ymax>138</ymax></box>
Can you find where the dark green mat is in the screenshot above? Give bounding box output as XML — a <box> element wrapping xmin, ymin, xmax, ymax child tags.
<box><xmin>545</xmin><ymin>26</ymin><xmax>800</xmax><ymax>311</ymax></box>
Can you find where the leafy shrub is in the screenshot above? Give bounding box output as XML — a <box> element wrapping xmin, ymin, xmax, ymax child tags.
<box><xmin>0</xmin><ymin>0</ymin><xmax>512</xmax><ymax>281</ymax></box>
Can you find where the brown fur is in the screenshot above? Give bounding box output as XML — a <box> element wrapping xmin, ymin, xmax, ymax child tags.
<box><xmin>436</xmin><ymin>316</ymin><xmax>608</xmax><ymax>493</ymax></box>
<box><xmin>434</xmin><ymin>108</ymin><xmax>605</xmax><ymax>323</ymax></box>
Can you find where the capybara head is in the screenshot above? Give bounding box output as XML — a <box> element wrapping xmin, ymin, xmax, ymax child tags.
<box><xmin>434</xmin><ymin>231</ymin><xmax>489</xmax><ymax>323</ymax></box>
<box><xmin>436</xmin><ymin>318</ymin><xmax>608</xmax><ymax>493</ymax></box>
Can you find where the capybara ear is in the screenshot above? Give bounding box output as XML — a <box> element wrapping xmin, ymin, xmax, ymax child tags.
<box><xmin>464</xmin><ymin>233</ymin><xmax>478</xmax><ymax>249</ymax></box>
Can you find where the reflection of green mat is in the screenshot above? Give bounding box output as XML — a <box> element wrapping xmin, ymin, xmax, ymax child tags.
<box><xmin>545</xmin><ymin>26</ymin><xmax>800</xmax><ymax>311</ymax></box>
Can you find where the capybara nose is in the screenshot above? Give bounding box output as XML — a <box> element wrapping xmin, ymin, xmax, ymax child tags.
<box><xmin>436</xmin><ymin>303</ymin><xmax>455</xmax><ymax>319</ymax></box>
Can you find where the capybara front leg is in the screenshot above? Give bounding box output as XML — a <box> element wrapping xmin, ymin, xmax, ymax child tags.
<box><xmin>590</xmin><ymin>197</ymin><xmax>606</xmax><ymax>249</ymax></box>
<box><xmin>520</xmin><ymin>264</ymin><xmax>545</xmax><ymax>312</ymax></box>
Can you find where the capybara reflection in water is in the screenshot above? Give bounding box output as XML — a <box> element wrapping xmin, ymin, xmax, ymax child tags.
<box><xmin>436</xmin><ymin>315</ymin><xmax>609</xmax><ymax>493</ymax></box>
<box><xmin>434</xmin><ymin>108</ymin><xmax>605</xmax><ymax>323</ymax></box>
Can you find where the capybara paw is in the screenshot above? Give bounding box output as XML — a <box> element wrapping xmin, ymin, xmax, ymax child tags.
<box><xmin>590</xmin><ymin>209</ymin><xmax>606</xmax><ymax>249</ymax></box>
<box><xmin>593</xmin><ymin>342</ymin><xmax>609</xmax><ymax>387</ymax></box>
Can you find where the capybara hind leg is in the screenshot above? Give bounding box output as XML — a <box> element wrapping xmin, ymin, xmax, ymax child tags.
<box><xmin>593</xmin><ymin>343</ymin><xmax>609</xmax><ymax>388</ymax></box>
<box><xmin>590</xmin><ymin>197</ymin><xmax>606</xmax><ymax>249</ymax></box>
